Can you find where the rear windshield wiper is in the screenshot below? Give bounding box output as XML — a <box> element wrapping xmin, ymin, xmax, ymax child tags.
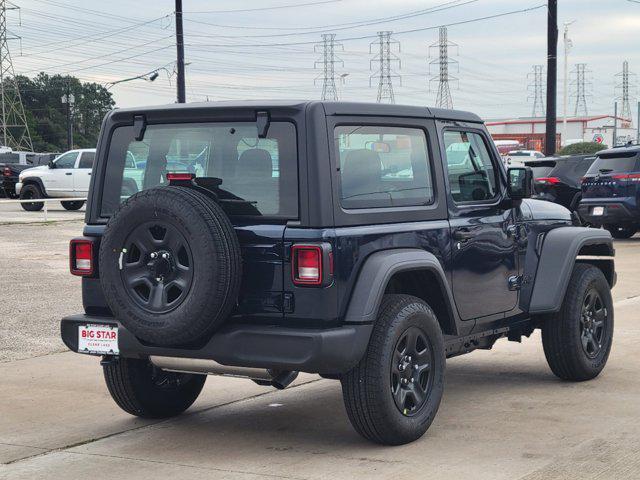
<box><xmin>598</xmin><ymin>168</ymin><xmax>613</xmax><ymax>174</ymax></box>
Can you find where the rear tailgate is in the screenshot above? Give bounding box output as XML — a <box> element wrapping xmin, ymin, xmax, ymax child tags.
<box><xmin>582</xmin><ymin>153</ymin><xmax>640</xmax><ymax>199</ymax></box>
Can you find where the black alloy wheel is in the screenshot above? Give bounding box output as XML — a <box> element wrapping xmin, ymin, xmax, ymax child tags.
<box><xmin>120</xmin><ymin>221</ymin><xmax>194</xmax><ymax>314</ymax></box>
<box><xmin>579</xmin><ymin>288</ymin><xmax>608</xmax><ymax>359</ymax></box>
<box><xmin>390</xmin><ymin>326</ymin><xmax>434</xmax><ymax>416</ymax></box>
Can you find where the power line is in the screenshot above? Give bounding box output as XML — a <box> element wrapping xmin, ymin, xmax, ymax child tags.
<box><xmin>184</xmin><ymin>0</ymin><xmax>479</xmax><ymax>38</ymax></box>
<box><xmin>184</xmin><ymin>4</ymin><xmax>547</xmax><ymax>48</ymax></box>
<box><xmin>528</xmin><ymin>65</ymin><xmax>545</xmax><ymax>117</ymax></box>
<box><xmin>184</xmin><ymin>0</ymin><xmax>342</xmax><ymax>14</ymax></box>
<box><xmin>314</xmin><ymin>33</ymin><xmax>343</xmax><ymax>101</ymax></box>
<box><xmin>429</xmin><ymin>26</ymin><xmax>458</xmax><ymax>109</ymax></box>
<box><xmin>370</xmin><ymin>31</ymin><xmax>400</xmax><ymax>104</ymax></box>
<box><xmin>0</xmin><ymin>0</ymin><xmax>32</xmax><ymax>150</ymax></box>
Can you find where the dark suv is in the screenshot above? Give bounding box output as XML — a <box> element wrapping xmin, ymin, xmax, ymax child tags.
<box><xmin>579</xmin><ymin>145</ymin><xmax>640</xmax><ymax>238</ymax></box>
<box><xmin>525</xmin><ymin>155</ymin><xmax>597</xmax><ymax>214</ymax></box>
<box><xmin>61</xmin><ymin>101</ymin><xmax>616</xmax><ymax>445</ymax></box>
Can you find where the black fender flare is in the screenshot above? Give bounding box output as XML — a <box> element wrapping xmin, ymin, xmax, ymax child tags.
<box><xmin>343</xmin><ymin>248</ymin><xmax>459</xmax><ymax>330</ymax></box>
<box><xmin>21</xmin><ymin>177</ymin><xmax>48</xmax><ymax>197</ymax></box>
<box><xmin>529</xmin><ymin>227</ymin><xmax>614</xmax><ymax>314</ymax></box>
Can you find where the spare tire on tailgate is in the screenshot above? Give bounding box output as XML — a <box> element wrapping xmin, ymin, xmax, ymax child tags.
<box><xmin>99</xmin><ymin>186</ymin><xmax>241</xmax><ymax>346</ymax></box>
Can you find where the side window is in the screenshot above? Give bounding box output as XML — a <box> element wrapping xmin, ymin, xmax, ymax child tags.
<box><xmin>443</xmin><ymin>131</ymin><xmax>498</xmax><ymax>203</ymax></box>
<box><xmin>335</xmin><ymin>125</ymin><xmax>434</xmax><ymax>209</ymax></box>
<box><xmin>78</xmin><ymin>151</ymin><xmax>95</xmax><ymax>169</ymax></box>
<box><xmin>54</xmin><ymin>151</ymin><xmax>79</xmax><ymax>169</ymax></box>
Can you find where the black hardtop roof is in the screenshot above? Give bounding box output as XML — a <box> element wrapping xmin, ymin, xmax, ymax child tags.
<box><xmin>596</xmin><ymin>144</ymin><xmax>640</xmax><ymax>156</ymax></box>
<box><xmin>111</xmin><ymin>100</ymin><xmax>483</xmax><ymax>123</ymax></box>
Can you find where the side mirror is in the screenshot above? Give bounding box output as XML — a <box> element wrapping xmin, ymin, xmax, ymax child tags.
<box><xmin>507</xmin><ymin>167</ymin><xmax>533</xmax><ymax>200</ymax></box>
<box><xmin>48</xmin><ymin>160</ymin><xmax>56</xmax><ymax>169</ymax></box>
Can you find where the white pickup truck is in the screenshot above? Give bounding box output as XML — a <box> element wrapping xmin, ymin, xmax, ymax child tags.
<box><xmin>16</xmin><ymin>148</ymin><xmax>95</xmax><ymax>211</ymax></box>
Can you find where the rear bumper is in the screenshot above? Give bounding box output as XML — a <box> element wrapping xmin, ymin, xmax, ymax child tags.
<box><xmin>61</xmin><ymin>314</ymin><xmax>372</xmax><ymax>374</ymax></box>
<box><xmin>578</xmin><ymin>199</ymin><xmax>639</xmax><ymax>226</ymax></box>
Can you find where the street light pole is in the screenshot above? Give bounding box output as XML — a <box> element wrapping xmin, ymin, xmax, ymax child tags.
<box><xmin>562</xmin><ymin>21</ymin><xmax>575</xmax><ymax>147</ymax></box>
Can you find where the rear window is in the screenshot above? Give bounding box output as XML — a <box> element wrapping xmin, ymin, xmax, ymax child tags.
<box><xmin>529</xmin><ymin>165</ymin><xmax>554</xmax><ymax>179</ymax></box>
<box><xmin>100</xmin><ymin>122</ymin><xmax>298</xmax><ymax>219</ymax></box>
<box><xmin>586</xmin><ymin>154</ymin><xmax>639</xmax><ymax>175</ymax></box>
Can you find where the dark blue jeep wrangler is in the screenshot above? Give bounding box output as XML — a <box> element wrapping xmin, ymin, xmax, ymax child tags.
<box><xmin>61</xmin><ymin>101</ymin><xmax>616</xmax><ymax>445</ymax></box>
<box><xmin>579</xmin><ymin>145</ymin><xmax>640</xmax><ymax>238</ymax></box>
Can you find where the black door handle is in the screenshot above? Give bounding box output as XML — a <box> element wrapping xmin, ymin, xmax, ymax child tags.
<box><xmin>453</xmin><ymin>228</ymin><xmax>477</xmax><ymax>241</ymax></box>
<box><xmin>65</xmin><ymin>172</ymin><xmax>72</xmax><ymax>175</ymax></box>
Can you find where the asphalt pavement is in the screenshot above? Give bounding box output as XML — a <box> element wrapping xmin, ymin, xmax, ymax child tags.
<box><xmin>1</xmin><ymin>219</ymin><xmax>640</xmax><ymax>480</ymax></box>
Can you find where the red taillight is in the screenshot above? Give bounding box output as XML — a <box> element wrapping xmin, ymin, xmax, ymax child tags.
<box><xmin>535</xmin><ymin>177</ymin><xmax>560</xmax><ymax>185</ymax></box>
<box><xmin>70</xmin><ymin>239</ymin><xmax>94</xmax><ymax>276</ymax></box>
<box><xmin>292</xmin><ymin>245</ymin><xmax>322</xmax><ymax>286</ymax></box>
<box><xmin>2</xmin><ymin>167</ymin><xmax>10</xmax><ymax>177</ymax></box>
<box><xmin>612</xmin><ymin>173</ymin><xmax>640</xmax><ymax>181</ymax></box>
<box><xmin>166</xmin><ymin>172</ymin><xmax>195</xmax><ymax>181</ymax></box>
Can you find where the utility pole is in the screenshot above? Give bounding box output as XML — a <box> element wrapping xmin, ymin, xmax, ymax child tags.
<box><xmin>528</xmin><ymin>65</ymin><xmax>545</xmax><ymax>117</ymax></box>
<box><xmin>429</xmin><ymin>26</ymin><xmax>458</xmax><ymax>110</ymax></box>
<box><xmin>572</xmin><ymin>63</ymin><xmax>590</xmax><ymax>117</ymax></box>
<box><xmin>314</xmin><ymin>34</ymin><xmax>343</xmax><ymax>101</ymax></box>
<box><xmin>545</xmin><ymin>0</ymin><xmax>558</xmax><ymax>156</ymax></box>
<box><xmin>616</xmin><ymin>60</ymin><xmax>636</xmax><ymax>127</ymax></box>
<box><xmin>562</xmin><ymin>21</ymin><xmax>574</xmax><ymax>146</ymax></box>
<box><xmin>0</xmin><ymin>0</ymin><xmax>32</xmax><ymax>151</ymax></box>
<box><xmin>61</xmin><ymin>81</ymin><xmax>74</xmax><ymax>150</ymax></box>
<box><xmin>175</xmin><ymin>0</ymin><xmax>185</xmax><ymax>103</ymax></box>
<box><xmin>370</xmin><ymin>31</ymin><xmax>400</xmax><ymax>104</ymax></box>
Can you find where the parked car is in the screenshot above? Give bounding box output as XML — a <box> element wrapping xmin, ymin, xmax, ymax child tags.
<box><xmin>0</xmin><ymin>152</ymin><xmax>58</xmax><ymax>198</ymax></box>
<box><xmin>16</xmin><ymin>148</ymin><xmax>95</xmax><ymax>211</ymax></box>
<box><xmin>579</xmin><ymin>145</ymin><xmax>640</xmax><ymax>238</ymax></box>
<box><xmin>61</xmin><ymin>101</ymin><xmax>615</xmax><ymax>446</ymax></box>
<box><xmin>525</xmin><ymin>155</ymin><xmax>597</xmax><ymax>216</ymax></box>
<box><xmin>505</xmin><ymin>149</ymin><xmax>545</xmax><ymax>166</ymax></box>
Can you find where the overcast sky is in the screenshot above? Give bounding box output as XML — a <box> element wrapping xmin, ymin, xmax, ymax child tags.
<box><xmin>10</xmin><ymin>0</ymin><xmax>640</xmax><ymax>122</ymax></box>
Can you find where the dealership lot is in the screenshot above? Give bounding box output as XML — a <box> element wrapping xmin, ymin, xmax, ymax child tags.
<box><xmin>1</xmin><ymin>221</ymin><xmax>640</xmax><ymax>479</ymax></box>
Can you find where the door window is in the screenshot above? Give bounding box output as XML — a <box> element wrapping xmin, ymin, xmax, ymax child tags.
<box><xmin>334</xmin><ymin>125</ymin><xmax>434</xmax><ymax>209</ymax></box>
<box><xmin>443</xmin><ymin>131</ymin><xmax>498</xmax><ymax>203</ymax></box>
<box><xmin>55</xmin><ymin>152</ymin><xmax>79</xmax><ymax>169</ymax></box>
<box><xmin>78</xmin><ymin>151</ymin><xmax>95</xmax><ymax>169</ymax></box>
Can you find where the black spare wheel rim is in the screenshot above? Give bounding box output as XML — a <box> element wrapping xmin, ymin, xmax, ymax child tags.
<box><xmin>120</xmin><ymin>221</ymin><xmax>194</xmax><ymax>314</ymax></box>
<box><xmin>391</xmin><ymin>326</ymin><xmax>434</xmax><ymax>417</ymax></box>
<box><xmin>580</xmin><ymin>287</ymin><xmax>608</xmax><ymax>359</ymax></box>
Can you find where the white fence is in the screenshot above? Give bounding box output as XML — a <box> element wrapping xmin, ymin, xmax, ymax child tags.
<box><xmin>0</xmin><ymin>197</ymin><xmax>88</xmax><ymax>222</ymax></box>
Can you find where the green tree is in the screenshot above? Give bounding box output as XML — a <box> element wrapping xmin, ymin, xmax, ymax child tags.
<box><xmin>11</xmin><ymin>73</ymin><xmax>115</xmax><ymax>152</ymax></box>
<box><xmin>558</xmin><ymin>142</ymin><xmax>607</xmax><ymax>156</ymax></box>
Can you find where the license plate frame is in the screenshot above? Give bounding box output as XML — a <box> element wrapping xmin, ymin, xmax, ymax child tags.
<box><xmin>592</xmin><ymin>206</ymin><xmax>605</xmax><ymax>216</ymax></box>
<box><xmin>78</xmin><ymin>324</ymin><xmax>119</xmax><ymax>355</ymax></box>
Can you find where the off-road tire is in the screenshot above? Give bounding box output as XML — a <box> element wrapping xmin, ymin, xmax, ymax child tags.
<box><xmin>341</xmin><ymin>294</ymin><xmax>445</xmax><ymax>445</ymax></box>
<box><xmin>605</xmin><ymin>225</ymin><xmax>637</xmax><ymax>239</ymax></box>
<box><xmin>103</xmin><ymin>357</ymin><xmax>206</xmax><ymax>418</ymax></box>
<box><xmin>99</xmin><ymin>186</ymin><xmax>242</xmax><ymax>346</ymax></box>
<box><xmin>19</xmin><ymin>184</ymin><xmax>44</xmax><ymax>211</ymax></box>
<box><xmin>61</xmin><ymin>200</ymin><xmax>85</xmax><ymax>210</ymax></box>
<box><xmin>542</xmin><ymin>263</ymin><xmax>614</xmax><ymax>381</ymax></box>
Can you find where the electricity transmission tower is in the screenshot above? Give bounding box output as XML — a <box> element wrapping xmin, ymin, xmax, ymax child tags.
<box><xmin>527</xmin><ymin>65</ymin><xmax>546</xmax><ymax>117</ymax></box>
<box><xmin>370</xmin><ymin>31</ymin><xmax>400</xmax><ymax>104</ymax></box>
<box><xmin>314</xmin><ymin>34</ymin><xmax>343</xmax><ymax>101</ymax></box>
<box><xmin>571</xmin><ymin>63</ymin><xmax>591</xmax><ymax>117</ymax></box>
<box><xmin>616</xmin><ymin>60</ymin><xmax>636</xmax><ymax>127</ymax></box>
<box><xmin>429</xmin><ymin>26</ymin><xmax>458</xmax><ymax>110</ymax></box>
<box><xmin>0</xmin><ymin>0</ymin><xmax>32</xmax><ymax>151</ymax></box>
